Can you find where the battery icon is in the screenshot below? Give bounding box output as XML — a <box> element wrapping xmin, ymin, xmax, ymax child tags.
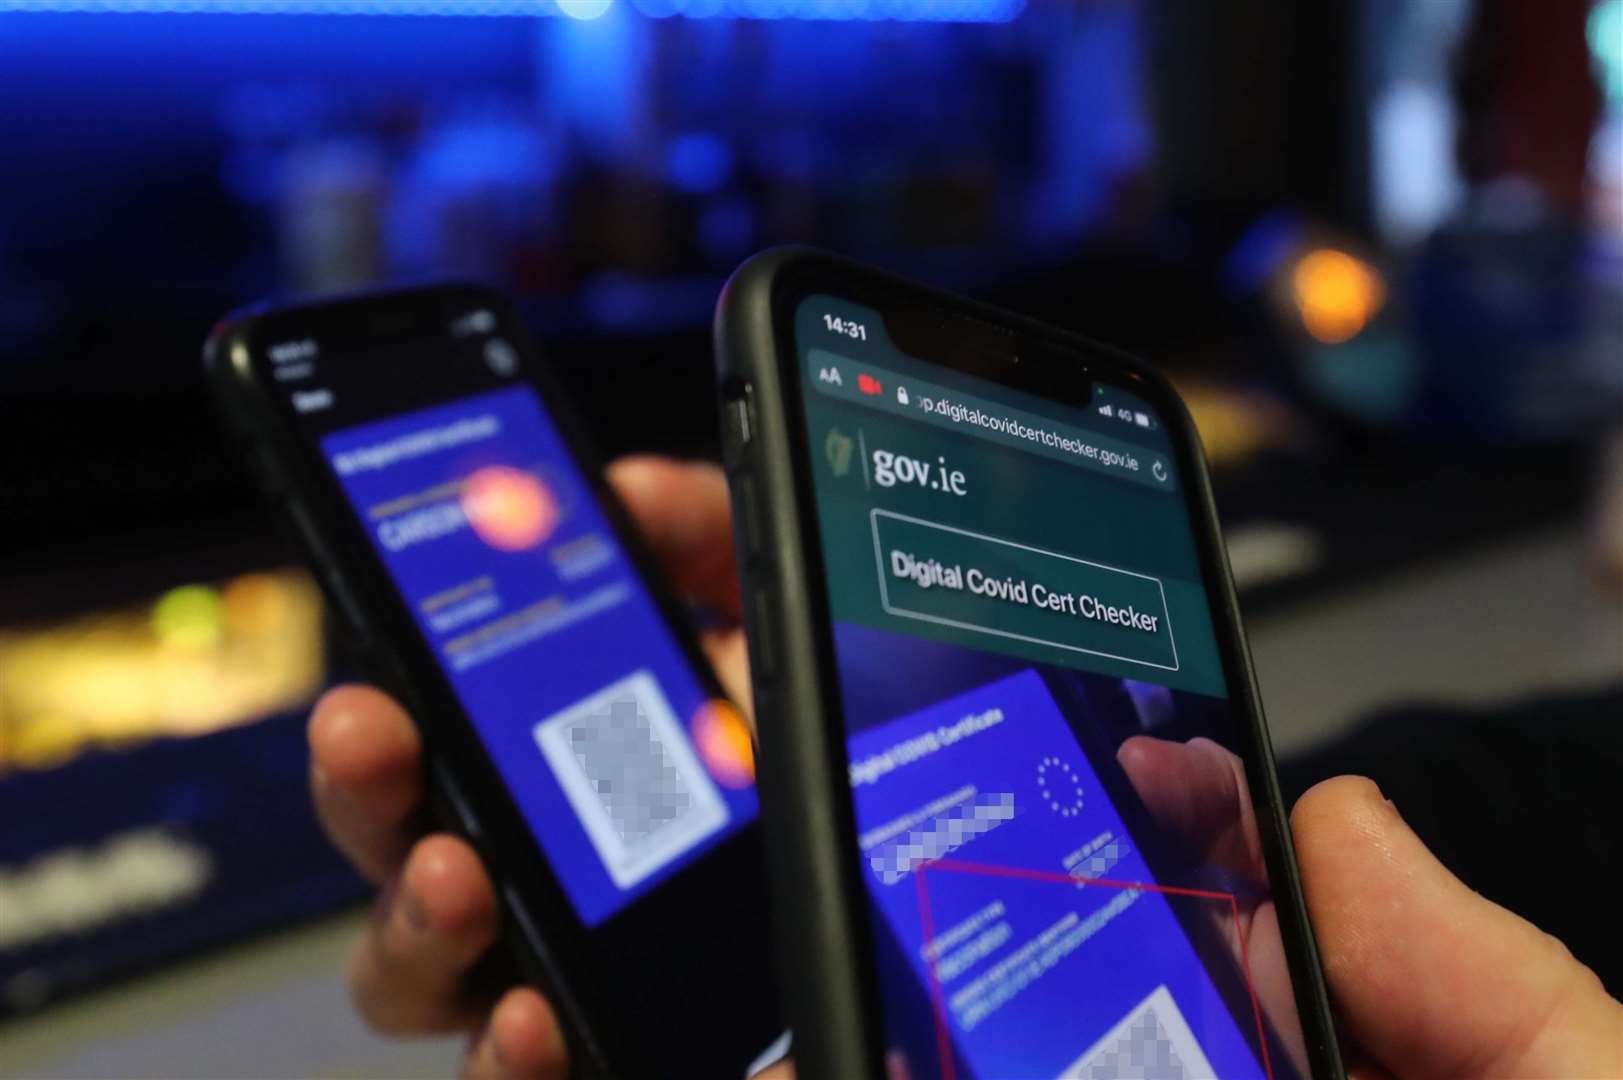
<box><xmin>1133</xmin><ymin>412</ymin><xmax>1151</xmax><ymax>428</ymax></box>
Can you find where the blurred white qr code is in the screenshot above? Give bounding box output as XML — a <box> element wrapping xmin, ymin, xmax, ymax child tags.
<box><xmin>534</xmin><ymin>669</ymin><xmax>728</xmax><ymax>889</ymax></box>
<box><xmin>1061</xmin><ymin>984</ymin><xmax>1220</xmax><ymax>1080</ymax></box>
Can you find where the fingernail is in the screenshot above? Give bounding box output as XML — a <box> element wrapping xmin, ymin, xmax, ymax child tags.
<box><xmin>400</xmin><ymin>883</ymin><xmax>431</xmax><ymax>933</ymax></box>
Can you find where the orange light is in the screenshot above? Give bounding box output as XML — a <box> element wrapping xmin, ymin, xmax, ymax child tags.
<box><xmin>1291</xmin><ymin>248</ymin><xmax>1385</xmax><ymax>344</ymax></box>
<box><xmin>691</xmin><ymin>700</ymin><xmax>756</xmax><ymax>789</ymax></box>
<box><xmin>461</xmin><ymin>466</ymin><xmax>558</xmax><ymax>552</ymax></box>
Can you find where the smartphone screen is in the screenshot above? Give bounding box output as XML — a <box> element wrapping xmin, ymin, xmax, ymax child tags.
<box><xmin>225</xmin><ymin>294</ymin><xmax>780</xmax><ymax>1074</ymax></box>
<box><xmin>790</xmin><ymin>295</ymin><xmax>1309</xmax><ymax>1079</ymax></box>
<box><xmin>321</xmin><ymin>381</ymin><xmax>758</xmax><ymax>925</ymax></box>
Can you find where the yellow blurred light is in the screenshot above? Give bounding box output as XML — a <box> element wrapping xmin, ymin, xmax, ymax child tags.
<box><xmin>1175</xmin><ymin>380</ymin><xmax>1295</xmax><ymax>470</ymax></box>
<box><xmin>1</xmin><ymin>570</ymin><xmax>325</xmax><ymax>773</ymax></box>
<box><xmin>4</xmin><ymin>713</ymin><xmax>83</xmax><ymax>773</ymax></box>
<box><xmin>152</xmin><ymin>585</ymin><xmax>224</xmax><ymax>651</ymax></box>
<box><xmin>222</xmin><ymin>573</ymin><xmax>298</xmax><ymax>637</ymax></box>
<box><xmin>1291</xmin><ymin>248</ymin><xmax>1385</xmax><ymax>344</ymax></box>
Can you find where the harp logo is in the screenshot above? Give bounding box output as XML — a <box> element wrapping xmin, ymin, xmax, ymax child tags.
<box><xmin>825</xmin><ymin>428</ymin><xmax>855</xmax><ymax>478</ymax></box>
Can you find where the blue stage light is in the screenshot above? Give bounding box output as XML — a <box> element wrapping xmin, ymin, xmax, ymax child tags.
<box><xmin>557</xmin><ymin>0</ymin><xmax>612</xmax><ymax>16</ymax></box>
<box><xmin>0</xmin><ymin>0</ymin><xmax>1021</xmax><ymax>17</ymax></box>
<box><xmin>667</xmin><ymin>132</ymin><xmax>733</xmax><ymax>193</ymax></box>
<box><xmin>0</xmin><ymin>0</ymin><xmax>593</xmax><ymax>14</ymax></box>
<box><xmin>634</xmin><ymin>0</ymin><xmax>1023</xmax><ymax>18</ymax></box>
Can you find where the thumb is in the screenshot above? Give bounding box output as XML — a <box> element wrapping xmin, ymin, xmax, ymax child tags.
<box><xmin>607</xmin><ymin>456</ymin><xmax>741</xmax><ymax>618</ymax></box>
<box><xmin>1292</xmin><ymin>777</ymin><xmax>1622</xmax><ymax>1080</ymax></box>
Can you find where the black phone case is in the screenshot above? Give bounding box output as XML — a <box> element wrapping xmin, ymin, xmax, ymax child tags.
<box><xmin>204</xmin><ymin>284</ymin><xmax>776</xmax><ymax>1080</ymax></box>
<box><xmin>713</xmin><ymin>247</ymin><xmax>1345</xmax><ymax>1080</ymax></box>
<box><xmin>204</xmin><ymin>297</ymin><xmax>617</xmax><ymax>1079</ymax></box>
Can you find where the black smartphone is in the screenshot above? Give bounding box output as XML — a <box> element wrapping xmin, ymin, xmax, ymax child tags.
<box><xmin>205</xmin><ymin>284</ymin><xmax>781</xmax><ymax>1078</ymax></box>
<box><xmin>714</xmin><ymin>249</ymin><xmax>1345</xmax><ymax>1080</ymax></box>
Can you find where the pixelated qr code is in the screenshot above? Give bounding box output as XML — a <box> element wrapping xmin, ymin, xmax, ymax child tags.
<box><xmin>535</xmin><ymin>670</ymin><xmax>728</xmax><ymax>889</ymax></box>
<box><xmin>1063</xmin><ymin>985</ymin><xmax>1220</xmax><ymax>1080</ymax></box>
<box><xmin>564</xmin><ymin>691</ymin><xmax>691</xmax><ymax>844</ymax></box>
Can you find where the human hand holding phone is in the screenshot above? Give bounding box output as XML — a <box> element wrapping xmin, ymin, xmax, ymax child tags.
<box><xmin>306</xmin><ymin>455</ymin><xmax>754</xmax><ymax>1080</ymax></box>
<box><xmin>309</xmin><ymin>454</ymin><xmax>1621</xmax><ymax>1080</ymax></box>
<box><xmin>1120</xmin><ymin>736</ymin><xmax>1623</xmax><ymax>1080</ymax></box>
<box><xmin>707</xmin><ymin>249</ymin><xmax>1623</xmax><ymax>1079</ymax></box>
<box><xmin>753</xmin><ymin>774</ymin><xmax>1623</xmax><ymax>1080</ymax></box>
<box><xmin>1116</xmin><ymin>735</ymin><xmax>1309</xmax><ymax>1074</ymax></box>
<box><xmin>209</xmin><ymin>281</ymin><xmax>787</xmax><ymax>1076</ymax></box>
<box><xmin>1116</xmin><ymin>738</ymin><xmax>1623</xmax><ymax>1080</ymax></box>
<box><xmin>754</xmin><ymin>769</ymin><xmax>1623</xmax><ymax>1080</ymax></box>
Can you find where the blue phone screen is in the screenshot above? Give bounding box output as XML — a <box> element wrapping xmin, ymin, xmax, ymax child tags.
<box><xmin>796</xmin><ymin>296</ymin><xmax>1308</xmax><ymax>1079</ymax></box>
<box><xmin>321</xmin><ymin>384</ymin><xmax>758</xmax><ymax>927</ymax></box>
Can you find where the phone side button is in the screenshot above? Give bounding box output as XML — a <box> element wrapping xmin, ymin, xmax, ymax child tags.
<box><xmin>748</xmin><ymin>586</ymin><xmax>778</xmax><ymax>683</ymax></box>
<box><xmin>733</xmin><ymin>473</ymin><xmax>766</xmax><ymax>564</ymax></box>
<box><xmin>722</xmin><ymin>388</ymin><xmax>754</xmax><ymax>471</ymax></box>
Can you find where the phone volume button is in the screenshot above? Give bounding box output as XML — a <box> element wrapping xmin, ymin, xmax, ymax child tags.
<box><xmin>721</xmin><ymin>387</ymin><xmax>755</xmax><ymax>471</ymax></box>
<box><xmin>733</xmin><ymin>473</ymin><xmax>767</xmax><ymax>565</ymax></box>
<box><xmin>747</xmin><ymin>585</ymin><xmax>779</xmax><ymax>683</ymax></box>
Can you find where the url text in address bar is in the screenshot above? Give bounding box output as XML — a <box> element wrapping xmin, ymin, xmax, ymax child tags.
<box><xmin>805</xmin><ymin>349</ymin><xmax>1175</xmax><ymax>493</ymax></box>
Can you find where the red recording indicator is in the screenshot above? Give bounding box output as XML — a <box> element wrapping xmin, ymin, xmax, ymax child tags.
<box><xmin>857</xmin><ymin>373</ymin><xmax>883</xmax><ymax>396</ymax></box>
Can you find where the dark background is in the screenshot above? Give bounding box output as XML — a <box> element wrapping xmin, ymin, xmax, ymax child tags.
<box><xmin>1</xmin><ymin>1</ymin><xmax>1619</xmax><ymax>1073</ymax></box>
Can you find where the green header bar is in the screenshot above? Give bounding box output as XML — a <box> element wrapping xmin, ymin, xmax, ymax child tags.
<box><xmin>806</xmin><ymin>349</ymin><xmax>1175</xmax><ymax>493</ymax></box>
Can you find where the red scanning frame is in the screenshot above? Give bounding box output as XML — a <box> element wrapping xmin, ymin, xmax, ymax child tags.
<box><xmin>911</xmin><ymin>859</ymin><xmax>1274</xmax><ymax>1080</ymax></box>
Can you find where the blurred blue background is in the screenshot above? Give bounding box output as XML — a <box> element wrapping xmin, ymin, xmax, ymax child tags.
<box><xmin>0</xmin><ymin>1</ymin><xmax>1619</xmax><ymax>1073</ymax></box>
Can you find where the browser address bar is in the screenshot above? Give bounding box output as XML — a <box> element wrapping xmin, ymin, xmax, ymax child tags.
<box><xmin>805</xmin><ymin>349</ymin><xmax>1175</xmax><ymax>493</ymax></box>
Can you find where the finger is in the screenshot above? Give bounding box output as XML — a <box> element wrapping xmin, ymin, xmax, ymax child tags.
<box><xmin>350</xmin><ymin>834</ymin><xmax>501</xmax><ymax>1035</ymax></box>
<box><xmin>700</xmin><ymin>626</ymin><xmax>753</xmax><ymax>727</ymax></box>
<box><xmin>608</xmin><ymin>456</ymin><xmax>740</xmax><ymax>618</ymax></box>
<box><xmin>1116</xmin><ymin>739</ymin><xmax>1306</xmax><ymax>1070</ymax></box>
<box><xmin>1116</xmin><ymin>735</ymin><xmax>1263</xmax><ymax>881</ymax></box>
<box><xmin>463</xmin><ymin>987</ymin><xmax>569</xmax><ymax>1080</ymax></box>
<box><xmin>1346</xmin><ymin>1059</ymin><xmax>1398</xmax><ymax>1080</ymax></box>
<box><xmin>751</xmin><ymin>1064</ymin><xmax>795</xmax><ymax>1080</ymax></box>
<box><xmin>309</xmin><ymin>684</ymin><xmax>425</xmax><ymax>883</ymax></box>
<box><xmin>1293</xmin><ymin>776</ymin><xmax>1623</xmax><ymax>1080</ymax></box>
<box><xmin>744</xmin><ymin>1053</ymin><xmax>907</xmax><ymax>1080</ymax></box>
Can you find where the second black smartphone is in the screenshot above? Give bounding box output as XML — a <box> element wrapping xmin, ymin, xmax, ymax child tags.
<box><xmin>206</xmin><ymin>285</ymin><xmax>780</xmax><ymax>1078</ymax></box>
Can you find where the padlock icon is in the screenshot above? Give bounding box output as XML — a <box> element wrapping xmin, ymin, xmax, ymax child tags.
<box><xmin>896</xmin><ymin>386</ymin><xmax>909</xmax><ymax>405</ymax></box>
